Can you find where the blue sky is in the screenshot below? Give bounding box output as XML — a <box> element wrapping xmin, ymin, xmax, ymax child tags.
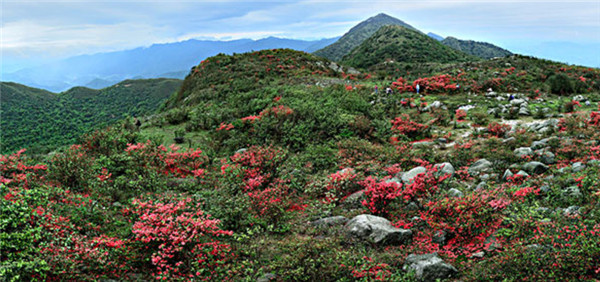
<box><xmin>2</xmin><ymin>0</ymin><xmax>600</xmax><ymax>71</ymax></box>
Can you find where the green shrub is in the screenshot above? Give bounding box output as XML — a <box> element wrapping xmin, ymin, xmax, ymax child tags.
<box><xmin>548</xmin><ymin>74</ymin><xmax>574</xmax><ymax>95</ymax></box>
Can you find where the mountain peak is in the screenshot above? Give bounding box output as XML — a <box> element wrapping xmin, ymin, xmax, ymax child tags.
<box><xmin>314</xmin><ymin>13</ymin><xmax>415</xmax><ymax>61</ymax></box>
<box><xmin>341</xmin><ymin>25</ymin><xmax>477</xmax><ymax>68</ymax></box>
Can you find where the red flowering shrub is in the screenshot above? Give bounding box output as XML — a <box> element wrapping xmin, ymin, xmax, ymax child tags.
<box><xmin>342</xmin><ymin>256</ymin><xmax>393</xmax><ymax>281</ymax></box>
<box><xmin>125</xmin><ymin>141</ymin><xmax>207</xmax><ymax>179</ymax></box>
<box><xmin>247</xmin><ymin>179</ymin><xmax>291</xmax><ymax>222</ymax></box>
<box><xmin>455</xmin><ymin>109</ymin><xmax>467</xmax><ymax>122</ymax></box>
<box><xmin>487</xmin><ymin>122</ymin><xmax>511</xmax><ymax>138</ymax></box>
<box><xmin>402</xmin><ymin>167</ymin><xmax>450</xmax><ymax>205</ymax></box>
<box><xmin>1</xmin><ymin>149</ymin><xmax>47</xmax><ymax>187</ymax></box>
<box><xmin>131</xmin><ymin>196</ymin><xmax>233</xmax><ymax>280</ymax></box>
<box><xmin>421</xmin><ymin>189</ymin><xmax>508</xmax><ymax>257</ymax></box>
<box><xmin>360</xmin><ymin>176</ymin><xmax>402</xmax><ymax>216</ymax></box>
<box><xmin>390</xmin><ymin>114</ymin><xmax>429</xmax><ymax>140</ymax></box>
<box><xmin>221</xmin><ymin>145</ymin><xmax>286</xmax><ymax>193</ymax></box>
<box><xmin>589</xmin><ymin>111</ymin><xmax>600</xmax><ymax>127</ymax></box>
<box><xmin>324</xmin><ymin>168</ymin><xmax>360</xmax><ymax>203</ymax></box>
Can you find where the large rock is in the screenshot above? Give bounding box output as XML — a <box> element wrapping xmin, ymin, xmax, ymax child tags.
<box><xmin>343</xmin><ymin>189</ymin><xmax>365</xmax><ymax>208</ymax></box>
<box><xmin>403</xmin><ymin>253</ymin><xmax>457</xmax><ymax>281</ymax></box>
<box><xmin>433</xmin><ymin>162</ymin><xmax>455</xmax><ymax>180</ymax></box>
<box><xmin>510</xmin><ymin>98</ymin><xmax>526</xmax><ymax>106</ymax></box>
<box><xmin>528</xmin><ymin>119</ymin><xmax>558</xmax><ymax>133</ymax></box>
<box><xmin>514</xmin><ymin>147</ymin><xmax>534</xmax><ymax>158</ymax></box>
<box><xmin>468</xmin><ymin>159</ymin><xmax>493</xmax><ymax>176</ymax></box>
<box><xmin>345</xmin><ymin>214</ymin><xmax>412</xmax><ymax>245</ymax></box>
<box><xmin>423</xmin><ymin>101</ymin><xmax>447</xmax><ymax>112</ymax></box>
<box><xmin>572</xmin><ymin>162</ymin><xmax>586</xmax><ymax>173</ymax></box>
<box><xmin>402</xmin><ymin>166</ymin><xmax>427</xmax><ymax>185</ymax></box>
<box><xmin>562</xmin><ymin>186</ymin><xmax>583</xmax><ymax>201</ymax></box>
<box><xmin>536</xmin><ymin>150</ymin><xmax>556</xmax><ymax>165</ymax></box>
<box><xmin>447</xmin><ymin>188</ymin><xmax>463</xmax><ymax>198</ymax></box>
<box><xmin>502</xmin><ymin>169</ymin><xmax>514</xmax><ymax>182</ymax></box>
<box><xmin>523</xmin><ymin>161</ymin><xmax>549</xmax><ymax>175</ymax></box>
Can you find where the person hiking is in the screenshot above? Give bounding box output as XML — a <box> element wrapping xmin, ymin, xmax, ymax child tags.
<box><xmin>134</xmin><ymin>116</ymin><xmax>142</xmax><ymax>129</ymax></box>
<box><xmin>416</xmin><ymin>84</ymin><xmax>420</xmax><ymax>94</ymax></box>
<box><xmin>374</xmin><ymin>85</ymin><xmax>379</xmax><ymax>94</ymax></box>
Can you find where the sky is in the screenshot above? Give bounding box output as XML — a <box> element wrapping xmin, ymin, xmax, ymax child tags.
<box><xmin>2</xmin><ymin>0</ymin><xmax>600</xmax><ymax>72</ymax></box>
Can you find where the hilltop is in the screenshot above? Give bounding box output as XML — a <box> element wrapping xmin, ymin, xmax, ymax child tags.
<box><xmin>341</xmin><ymin>25</ymin><xmax>478</xmax><ymax>69</ymax></box>
<box><xmin>441</xmin><ymin>36</ymin><xmax>512</xmax><ymax>59</ymax></box>
<box><xmin>1</xmin><ymin>78</ymin><xmax>181</xmax><ymax>153</ymax></box>
<box><xmin>313</xmin><ymin>13</ymin><xmax>416</xmax><ymax>61</ymax></box>
<box><xmin>3</xmin><ymin>45</ymin><xmax>600</xmax><ymax>281</ymax></box>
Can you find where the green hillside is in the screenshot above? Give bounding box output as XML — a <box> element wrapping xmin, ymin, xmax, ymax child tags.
<box><xmin>442</xmin><ymin>36</ymin><xmax>512</xmax><ymax>59</ymax></box>
<box><xmin>313</xmin><ymin>13</ymin><xmax>416</xmax><ymax>61</ymax></box>
<box><xmin>2</xmin><ymin>46</ymin><xmax>600</xmax><ymax>281</ymax></box>
<box><xmin>1</xmin><ymin>78</ymin><xmax>181</xmax><ymax>153</ymax></box>
<box><xmin>341</xmin><ymin>25</ymin><xmax>479</xmax><ymax>69</ymax></box>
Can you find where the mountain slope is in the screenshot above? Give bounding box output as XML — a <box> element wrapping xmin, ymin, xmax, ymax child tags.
<box><xmin>1</xmin><ymin>78</ymin><xmax>181</xmax><ymax>153</ymax></box>
<box><xmin>313</xmin><ymin>13</ymin><xmax>416</xmax><ymax>61</ymax></box>
<box><xmin>3</xmin><ymin>37</ymin><xmax>337</xmax><ymax>92</ymax></box>
<box><xmin>441</xmin><ymin>36</ymin><xmax>512</xmax><ymax>59</ymax></box>
<box><xmin>341</xmin><ymin>25</ymin><xmax>478</xmax><ymax>69</ymax></box>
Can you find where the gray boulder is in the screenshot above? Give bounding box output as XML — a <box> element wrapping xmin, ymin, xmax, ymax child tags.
<box><xmin>403</xmin><ymin>253</ymin><xmax>457</xmax><ymax>281</ymax></box>
<box><xmin>468</xmin><ymin>159</ymin><xmax>493</xmax><ymax>176</ymax></box>
<box><xmin>447</xmin><ymin>188</ymin><xmax>463</xmax><ymax>198</ymax></box>
<box><xmin>536</xmin><ymin>150</ymin><xmax>556</xmax><ymax>165</ymax></box>
<box><xmin>423</xmin><ymin>101</ymin><xmax>447</xmax><ymax>112</ymax></box>
<box><xmin>402</xmin><ymin>166</ymin><xmax>427</xmax><ymax>185</ymax></box>
<box><xmin>572</xmin><ymin>162</ymin><xmax>586</xmax><ymax>173</ymax></box>
<box><xmin>523</xmin><ymin>161</ymin><xmax>549</xmax><ymax>175</ymax></box>
<box><xmin>514</xmin><ymin>147</ymin><xmax>534</xmax><ymax>158</ymax></box>
<box><xmin>502</xmin><ymin>169</ymin><xmax>514</xmax><ymax>182</ymax></box>
<box><xmin>562</xmin><ymin>186</ymin><xmax>583</xmax><ymax>201</ymax></box>
<box><xmin>531</xmin><ymin>139</ymin><xmax>548</xmax><ymax>150</ymax></box>
<box><xmin>433</xmin><ymin>162</ymin><xmax>455</xmax><ymax>180</ymax></box>
<box><xmin>346</xmin><ymin>215</ymin><xmax>412</xmax><ymax>245</ymax></box>
<box><xmin>564</xmin><ymin>206</ymin><xmax>581</xmax><ymax>217</ymax></box>
<box><xmin>343</xmin><ymin>189</ymin><xmax>365</xmax><ymax>208</ymax></box>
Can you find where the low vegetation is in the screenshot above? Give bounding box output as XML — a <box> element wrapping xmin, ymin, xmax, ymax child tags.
<box><xmin>2</xmin><ymin>47</ymin><xmax>600</xmax><ymax>281</ymax></box>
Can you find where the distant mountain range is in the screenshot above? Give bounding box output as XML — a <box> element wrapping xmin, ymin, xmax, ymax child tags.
<box><xmin>4</xmin><ymin>13</ymin><xmax>596</xmax><ymax>93</ymax></box>
<box><xmin>2</xmin><ymin>37</ymin><xmax>338</xmax><ymax>92</ymax></box>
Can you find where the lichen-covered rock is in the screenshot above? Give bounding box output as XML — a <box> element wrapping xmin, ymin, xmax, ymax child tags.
<box><xmin>402</xmin><ymin>166</ymin><xmax>427</xmax><ymax>184</ymax></box>
<box><xmin>403</xmin><ymin>253</ymin><xmax>457</xmax><ymax>281</ymax></box>
<box><xmin>345</xmin><ymin>214</ymin><xmax>412</xmax><ymax>245</ymax></box>
<box><xmin>523</xmin><ymin>161</ymin><xmax>549</xmax><ymax>175</ymax></box>
<box><xmin>468</xmin><ymin>159</ymin><xmax>493</xmax><ymax>176</ymax></box>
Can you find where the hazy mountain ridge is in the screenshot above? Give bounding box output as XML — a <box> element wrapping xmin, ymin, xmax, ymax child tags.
<box><xmin>3</xmin><ymin>37</ymin><xmax>338</xmax><ymax>92</ymax></box>
<box><xmin>441</xmin><ymin>36</ymin><xmax>512</xmax><ymax>59</ymax></box>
